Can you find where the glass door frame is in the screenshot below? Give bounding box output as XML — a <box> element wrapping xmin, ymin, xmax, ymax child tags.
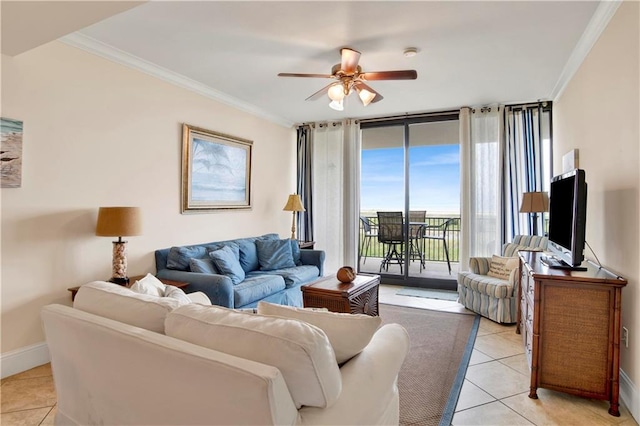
<box><xmin>360</xmin><ymin>111</ymin><xmax>459</xmax><ymax>290</ymax></box>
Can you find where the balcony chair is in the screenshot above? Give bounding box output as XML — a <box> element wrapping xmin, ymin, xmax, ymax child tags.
<box><xmin>359</xmin><ymin>216</ymin><xmax>377</xmax><ymax>265</ymax></box>
<box><xmin>377</xmin><ymin>211</ymin><xmax>405</xmax><ymax>274</ymax></box>
<box><xmin>408</xmin><ymin>210</ymin><xmax>426</xmax><ymax>268</ymax></box>
<box><xmin>419</xmin><ymin>217</ymin><xmax>458</xmax><ymax>274</ymax></box>
<box><xmin>457</xmin><ymin>235</ymin><xmax>548</xmax><ymax>323</ymax></box>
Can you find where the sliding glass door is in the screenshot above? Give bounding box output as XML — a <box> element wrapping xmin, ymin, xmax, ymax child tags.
<box><xmin>359</xmin><ymin>114</ymin><xmax>460</xmax><ymax>289</ymax></box>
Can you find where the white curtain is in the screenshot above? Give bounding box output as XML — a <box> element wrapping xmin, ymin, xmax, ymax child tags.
<box><xmin>459</xmin><ymin>106</ymin><xmax>504</xmax><ymax>270</ymax></box>
<box><xmin>311</xmin><ymin>120</ymin><xmax>360</xmax><ymax>274</ymax></box>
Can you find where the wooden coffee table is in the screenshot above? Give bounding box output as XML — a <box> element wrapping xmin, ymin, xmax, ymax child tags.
<box><xmin>302</xmin><ymin>274</ymin><xmax>380</xmax><ymax>316</ymax></box>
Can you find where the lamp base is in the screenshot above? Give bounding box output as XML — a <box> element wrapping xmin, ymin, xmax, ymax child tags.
<box><xmin>111</xmin><ymin>240</ymin><xmax>129</xmax><ymax>286</ymax></box>
<box><xmin>290</xmin><ymin>212</ymin><xmax>297</xmax><ymax>240</ymax></box>
<box><xmin>109</xmin><ymin>277</ymin><xmax>130</xmax><ymax>286</ymax></box>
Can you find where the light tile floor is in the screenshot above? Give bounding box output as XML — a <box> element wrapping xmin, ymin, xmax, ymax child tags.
<box><xmin>1</xmin><ymin>285</ymin><xmax>637</xmax><ymax>425</ymax></box>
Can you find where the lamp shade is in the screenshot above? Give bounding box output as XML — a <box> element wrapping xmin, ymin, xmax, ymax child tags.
<box><xmin>96</xmin><ymin>207</ymin><xmax>142</xmax><ymax>237</ymax></box>
<box><xmin>519</xmin><ymin>192</ymin><xmax>549</xmax><ymax>213</ymax></box>
<box><xmin>282</xmin><ymin>194</ymin><xmax>305</xmax><ymax>212</ymax></box>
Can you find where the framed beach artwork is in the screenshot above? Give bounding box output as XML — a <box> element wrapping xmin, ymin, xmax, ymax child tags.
<box><xmin>181</xmin><ymin>124</ymin><xmax>252</xmax><ymax>212</ymax></box>
<box><xmin>1</xmin><ymin>117</ymin><xmax>23</xmax><ymax>188</ymax></box>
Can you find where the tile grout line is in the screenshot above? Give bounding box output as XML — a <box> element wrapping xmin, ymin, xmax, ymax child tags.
<box><xmin>38</xmin><ymin>405</ymin><xmax>56</xmax><ymax>426</ymax></box>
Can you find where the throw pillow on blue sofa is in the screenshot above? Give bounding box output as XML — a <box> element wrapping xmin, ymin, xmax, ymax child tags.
<box><xmin>209</xmin><ymin>245</ymin><xmax>245</xmax><ymax>285</ymax></box>
<box><xmin>166</xmin><ymin>246</ymin><xmax>208</xmax><ymax>271</ymax></box>
<box><xmin>189</xmin><ymin>257</ymin><xmax>218</xmax><ymax>274</ymax></box>
<box><xmin>256</xmin><ymin>239</ymin><xmax>296</xmax><ymax>271</ymax></box>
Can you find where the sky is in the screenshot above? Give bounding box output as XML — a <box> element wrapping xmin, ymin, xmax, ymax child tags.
<box><xmin>361</xmin><ymin>144</ymin><xmax>460</xmax><ymax>214</ymax></box>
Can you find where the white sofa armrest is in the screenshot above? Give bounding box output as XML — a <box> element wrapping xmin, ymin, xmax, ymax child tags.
<box><xmin>298</xmin><ymin>323</ymin><xmax>409</xmax><ymax>425</ymax></box>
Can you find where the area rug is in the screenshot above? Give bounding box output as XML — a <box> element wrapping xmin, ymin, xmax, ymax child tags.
<box><xmin>396</xmin><ymin>287</ymin><xmax>459</xmax><ymax>301</ymax></box>
<box><xmin>379</xmin><ymin>303</ymin><xmax>480</xmax><ymax>426</ymax></box>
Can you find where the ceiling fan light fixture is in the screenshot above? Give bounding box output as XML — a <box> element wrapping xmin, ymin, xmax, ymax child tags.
<box><xmin>357</xmin><ymin>87</ymin><xmax>376</xmax><ymax>106</ymax></box>
<box><xmin>327</xmin><ymin>84</ymin><xmax>345</xmax><ymax>101</ymax></box>
<box><xmin>329</xmin><ymin>99</ymin><xmax>344</xmax><ymax>111</ymax></box>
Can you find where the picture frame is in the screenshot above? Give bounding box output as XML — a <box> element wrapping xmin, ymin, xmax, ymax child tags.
<box><xmin>1</xmin><ymin>117</ymin><xmax>23</xmax><ymax>188</ymax></box>
<box><xmin>182</xmin><ymin>124</ymin><xmax>252</xmax><ymax>212</ymax></box>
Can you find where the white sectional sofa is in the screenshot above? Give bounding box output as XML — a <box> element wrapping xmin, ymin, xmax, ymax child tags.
<box><xmin>42</xmin><ymin>281</ymin><xmax>409</xmax><ymax>425</ymax></box>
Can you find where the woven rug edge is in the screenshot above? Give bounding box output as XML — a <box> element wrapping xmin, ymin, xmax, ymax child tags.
<box><xmin>438</xmin><ymin>313</ymin><xmax>481</xmax><ymax>426</ymax></box>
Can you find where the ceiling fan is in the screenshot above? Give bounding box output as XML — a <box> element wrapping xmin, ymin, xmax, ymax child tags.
<box><xmin>278</xmin><ymin>48</ymin><xmax>417</xmax><ymax>111</ymax></box>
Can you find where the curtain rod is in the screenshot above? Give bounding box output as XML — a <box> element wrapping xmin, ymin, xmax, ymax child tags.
<box><xmin>297</xmin><ymin>101</ymin><xmax>551</xmax><ymax>129</ymax></box>
<box><xmin>359</xmin><ymin>109</ymin><xmax>460</xmax><ymax>124</ymax></box>
<box><xmin>505</xmin><ymin>100</ymin><xmax>552</xmax><ymax>110</ymax></box>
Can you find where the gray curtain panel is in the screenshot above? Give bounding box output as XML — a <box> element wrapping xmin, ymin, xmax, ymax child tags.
<box><xmin>296</xmin><ymin>125</ymin><xmax>314</xmax><ymax>242</ymax></box>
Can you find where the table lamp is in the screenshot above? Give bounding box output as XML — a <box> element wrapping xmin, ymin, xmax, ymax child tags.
<box><xmin>282</xmin><ymin>194</ymin><xmax>305</xmax><ymax>240</ymax></box>
<box><xmin>96</xmin><ymin>207</ymin><xmax>142</xmax><ymax>285</ymax></box>
<box><xmin>520</xmin><ymin>192</ymin><xmax>549</xmax><ymax>236</ymax></box>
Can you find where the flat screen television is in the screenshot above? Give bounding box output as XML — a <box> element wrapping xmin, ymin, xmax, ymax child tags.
<box><xmin>545</xmin><ymin>168</ymin><xmax>587</xmax><ymax>268</ymax></box>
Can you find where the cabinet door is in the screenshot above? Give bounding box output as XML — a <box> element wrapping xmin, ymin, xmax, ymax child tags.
<box><xmin>538</xmin><ymin>282</ymin><xmax>614</xmax><ymax>398</ymax></box>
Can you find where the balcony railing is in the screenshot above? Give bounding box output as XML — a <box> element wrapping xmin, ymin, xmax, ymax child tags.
<box><xmin>360</xmin><ymin>215</ymin><xmax>460</xmax><ymax>264</ymax></box>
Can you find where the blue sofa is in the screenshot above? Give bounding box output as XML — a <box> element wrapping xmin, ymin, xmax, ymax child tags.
<box><xmin>155</xmin><ymin>234</ymin><xmax>325</xmax><ymax>309</ymax></box>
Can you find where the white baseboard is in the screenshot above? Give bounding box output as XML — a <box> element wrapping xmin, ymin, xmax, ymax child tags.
<box><xmin>1</xmin><ymin>342</ymin><xmax>50</xmax><ymax>379</ymax></box>
<box><xmin>620</xmin><ymin>368</ymin><xmax>639</xmax><ymax>422</ymax></box>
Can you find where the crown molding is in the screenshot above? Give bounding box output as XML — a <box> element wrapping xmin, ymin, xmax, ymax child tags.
<box><xmin>59</xmin><ymin>33</ymin><xmax>294</xmax><ymax>128</ymax></box>
<box><xmin>550</xmin><ymin>1</ymin><xmax>622</xmax><ymax>101</ymax></box>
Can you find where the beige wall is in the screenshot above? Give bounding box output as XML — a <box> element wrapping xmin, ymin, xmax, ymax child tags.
<box><xmin>553</xmin><ymin>0</ymin><xmax>639</xmax><ymax>388</ymax></box>
<box><xmin>1</xmin><ymin>42</ymin><xmax>296</xmax><ymax>354</ymax></box>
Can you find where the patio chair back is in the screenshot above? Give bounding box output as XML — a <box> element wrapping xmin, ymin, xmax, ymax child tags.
<box><xmin>423</xmin><ymin>217</ymin><xmax>458</xmax><ymax>274</ymax></box>
<box><xmin>408</xmin><ymin>210</ymin><xmax>426</xmax><ymax>239</ymax></box>
<box><xmin>377</xmin><ymin>211</ymin><xmax>404</xmax><ymax>243</ymax></box>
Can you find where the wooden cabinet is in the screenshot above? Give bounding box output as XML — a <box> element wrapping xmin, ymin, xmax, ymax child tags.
<box><xmin>517</xmin><ymin>251</ymin><xmax>627</xmax><ymax>416</ymax></box>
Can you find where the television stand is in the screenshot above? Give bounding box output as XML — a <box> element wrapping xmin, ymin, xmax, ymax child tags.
<box><xmin>540</xmin><ymin>255</ymin><xmax>588</xmax><ymax>271</ymax></box>
<box><xmin>517</xmin><ymin>251</ymin><xmax>628</xmax><ymax>416</ymax></box>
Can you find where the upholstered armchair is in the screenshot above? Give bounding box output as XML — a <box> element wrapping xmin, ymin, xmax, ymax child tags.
<box><xmin>457</xmin><ymin>235</ymin><xmax>548</xmax><ymax>323</ymax></box>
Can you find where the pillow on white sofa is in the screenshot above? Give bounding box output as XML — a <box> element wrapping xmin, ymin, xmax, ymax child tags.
<box><xmin>74</xmin><ymin>281</ymin><xmax>187</xmax><ymax>333</ymax></box>
<box><xmin>257</xmin><ymin>301</ymin><xmax>382</xmax><ymax>364</ymax></box>
<box><xmin>163</xmin><ymin>285</ymin><xmax>193</xmax><ymax>304</ymax></box>
<box><xmin>165</xmin><ymin>304</ymin><xmax>342</xmax><ymax>409</ymax></box>
<box><xmin>130</xmin><ymin>273</ymin><xmax>166</xmax><ymax>297</ymax></box>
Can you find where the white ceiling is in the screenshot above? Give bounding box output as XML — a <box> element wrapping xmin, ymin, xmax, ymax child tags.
<box><xmin>7</xmin><ymin>1</ymin><xmax>616</xmax><ymax>127</ymax></box>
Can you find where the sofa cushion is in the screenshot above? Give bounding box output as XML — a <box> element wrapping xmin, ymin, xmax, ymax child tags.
<box><xmin>237</xmin><ymin>239</ymin><xmax>260</xmax><ymax>273</ymax></box>
<box><xmin>166</xmin><ymin>246</ymin><xmax>208</xmax><ymax>271</ymax></box>
<box><xmin>257</xmin><ymin>301</ymin><xmax>382</xmax><ymax>364</ymax></box>
<box><xmin>129</xmin><ymin>273</ymin><xmax>166</xmax><ymax>297</ymax></box>
<box><xmin>290</xmin><ymin>239</ymin><xmax>302</xmax><ymax>266</ymax></box>
<box><xmin>486</xmin><ymin>255</ymin><xmax>519</xmax><ymax>280</ymax></box>
<box><xmin>458</xmin><ymin>272</ymin><xmax>513</xmax><ymax>298</ymax></box>
<box><xmin>234</xmin><ymin>275</ymin><xmax>286</xmax><ymax>307</ymax></box>
<box><xmin>249</xmin><ymin>265</ymin><xmax>320</xmax><ymax>288</ymax></box>
<box><xmin>165</xmin><ymin>304</ymin><xmax>342</xmax><ymax>409</ymax></box>
<box><xmin>74</xmin><ymin>281</ymin><xmax>186</xmax><ymax>334</ymax></box>
<box><xmin>256</xmin><ymin>239</ymin><xmax>296</xmax><ymax>271</ymax></box>
<box><xmin>189</xmin><ymin>257</ymin><xmax>218</xmax><ymax>274</ymax></box>
<box><xmin>209</xmin><ymin>245</ymin><xmax>245</xmax><ymax>285</ymax></box>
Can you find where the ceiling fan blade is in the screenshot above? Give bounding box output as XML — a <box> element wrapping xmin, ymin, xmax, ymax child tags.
<box><xmin>305</xmin><ymin>82</ymin><xmax>336</xmax><ymax>101</ymax></box>
<box><xmin>361</xmin><ymin>70</ymin><xmax>417</xmax><ymax>81</ymax></box>
<box><xmin>340</xmin><ymin>48</ymin><xmax>361</xmax><ymax>74</ymax></box>
<box><xmin>354</xmin><ymin>81</ymin><xmax>384</xmax><ymax>103</ymax></box>
<box><xmin>278</xmin><ymin>73</ymin><xmax>334</xmax><ymax>78</ymax></box>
